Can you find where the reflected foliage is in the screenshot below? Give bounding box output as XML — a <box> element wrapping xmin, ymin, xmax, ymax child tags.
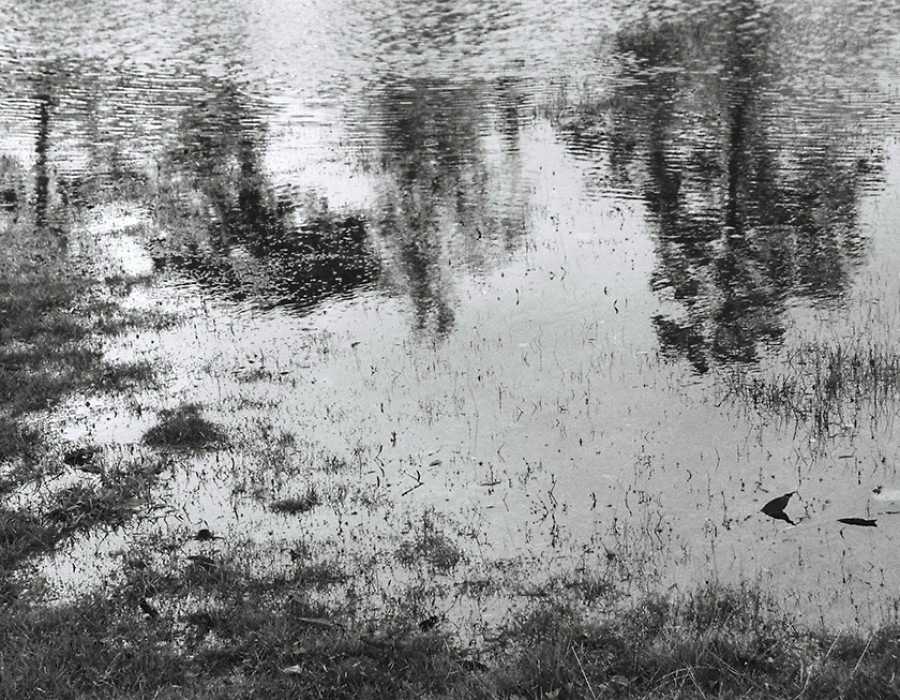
<box><xmin>153</xmin><ymin>83</ymin><xmax>379</xmax><ymax>311</ymax></box>
<box><xmin>362</xmin><ymin>76</ymin><xmax>528</xmax><ymax>336</ymax></box>
<box><xmin>558</xmin><ymin>0</ymin><xmax>884</xmax><ymax>371</ymax></box>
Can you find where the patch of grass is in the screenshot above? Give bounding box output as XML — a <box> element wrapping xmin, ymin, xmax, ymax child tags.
<box><xmin>0</xmin><ymin>344</ymin><xmax>105</xmax><ymax>413</ymax></box>
<box><xmin>722</xmin><ymin>339</ymin><xmax>900</xmax><ymax>438</ymax></box>
<box><xmin>43</xmin><ymin>482</ymin><xmax>142</xmax><ymax>532</ymax></box>
<box><xmin>4</xmin><ymin>568</ymin><xmax>900</xmax><ymax>699</ymax></box>
<box><xmin>143</xmin><ymin>403</ymin><xmax>227</xmax><ymax>450</ymax></box>
<box><xmin>396</xmin><ymin>510</ymin><xmax>463</xmax><ymax>573</ymax></box>
<box><xmin>97</xmin><ymin>360</ymin><xmax>157</xmax><ymax>390</ymax></box>
<box><xmin>491</xmin><ymin>583</ymin><xmax>900</xmax><ymax>700</ymax></box>
<box><xmin>0</xmin><ymin>243</ymin><xmax>162</xmax><ymax>469</ymax></box>
<box><xmin>323</xmin><ymin>453</ymin><xmax>351</xmax><ymax>472</ymax></box>
<box><xmin>0</xmin><ymin>415</ymin><xmax>41</xmax><ymax>469</ymax></box>
<box><xmin>292</xmin><ymin>559</ymin><xmax>349</xmax><ymax>588</ymax></box>
<box><xmin>0</xmin><ymin>506</ymin><xmax>59</xmax><ymax>569</ymax></box>
<box><xmin>88</xmin><ymin>298</ymin><xmax>177</xmax><ymax>335</ymax></box>
<box><xmin>1</xmin><ymin>454</ymin><xmax>168</xmax><ymax>581</ymax></box>
<box><xmin>0</xmin><ymin>593</ymin><xmax>187</xmax><ymax>699</ymax></box>
<box><xmin>270</xmin><ymin>484</ymin><xmax>321</xmax><ymax>515</ymax></box>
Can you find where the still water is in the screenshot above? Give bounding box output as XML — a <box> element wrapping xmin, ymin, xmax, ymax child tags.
<box><xmin>4</xmin><ymin>0</ymin><xmax>900</xmax><ymax>628</ymax></box>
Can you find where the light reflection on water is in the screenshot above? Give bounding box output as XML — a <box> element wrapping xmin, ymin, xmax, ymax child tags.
<box><xmin>3</xmin><ymin>0</ymin><xmax>900</xmax><ymax>626</ymax></box>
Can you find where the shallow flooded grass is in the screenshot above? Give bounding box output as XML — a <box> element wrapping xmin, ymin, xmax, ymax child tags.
<box><xmin>723</xmin><ymin>339</ymin><xmax>900</xmax><ymax>439</ymax></box>
<box><xmin>2</xmin><ymin>180</ymin><xmax>900</xmax><ymax>699</ymax></box>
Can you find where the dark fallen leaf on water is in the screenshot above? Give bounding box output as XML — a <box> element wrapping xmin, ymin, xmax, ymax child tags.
<box><xmin>63</xmin><ymin>447</ymin><xmax>101</xmax><ymax>471</ymax></box>
<box><xmin>418</xmin><ymin>615</ymin><xmax>440</xmax><ymax>632</ymax></box>
<box><xmin>761</xmin><ymin>491</ymin><xmax>796</xmax><ymax>525</ymax></box>
<box><xmin>837</xmin><ymin>518</ymin><xmax>877</xmax><ymax>527</ymax></box>
<box><xmin>195</xmin><ymin>528</ymin><xmax>221</xmax><ymax>541</ymax></box>
<box><xmin>139</xmin><ymin>598</ymin><xmax>159</xmax><ymax>619</ymax></box>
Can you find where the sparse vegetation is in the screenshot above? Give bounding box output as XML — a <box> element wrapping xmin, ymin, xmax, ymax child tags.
<box><xmin>722</xmin><ymin>339</ymin><xmax>900</xmax><ymax>437</ymax></box>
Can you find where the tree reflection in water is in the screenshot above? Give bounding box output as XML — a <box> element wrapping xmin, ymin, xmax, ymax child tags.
<box><xmin>559</xmin><ymin>0</ymin><xmax>882</xmax><ymax>372</ymax></box>
<box><xmin>363</xmin><ymin>76</ymin><xmax>527</xmax><ymax>337</ymax></box>
<box><xmin>153</xmin><ymin>81</ymin><xmax>379</xmax><ymax>312</ymax></box>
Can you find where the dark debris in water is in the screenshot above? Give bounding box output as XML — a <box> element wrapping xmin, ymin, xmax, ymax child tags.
<box><xmin>761</xmin><ymin>491</ymin><xmax>796</xmax><ymax>525</ymax></box>
<box><xmin>194</xmin><ymin>528</ymin><xmax>221</xmax><ymax>542</ymax></box>
<box><xmin>62</xmin><ymin>445</ymin><xmax>99</xmax><ymax>468</ymax></box>
<box><xmin>837</xmin><ymin>518</ymin><xmax>877</xmax><ymax>527</ymax></box>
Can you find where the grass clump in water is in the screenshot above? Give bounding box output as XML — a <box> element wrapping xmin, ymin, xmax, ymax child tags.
<box><xmin>143</xmin><ymin>403</ymin><xmax>227</xmax><ymax>450</ymax></box>
<box><xmin>722</xmin><ymin>339</ymin><xmax>900</xmax><ymax>438</ymax></box>
<box><xmin>270</xmin><ymin>484</ymin><xmax>321</xmax><ymax>515</ymax></box>
<box><xmin>395</xmin><ymin>510</ymin><xmax>463</xmax><ymax>573</ymax></box>
<box><xmin>43</xmin><ymin>482</ymin><xmax>141</xmax><ymax>532</ymax></box>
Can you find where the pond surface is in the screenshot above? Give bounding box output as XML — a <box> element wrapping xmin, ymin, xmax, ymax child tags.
<box><xmin>4</xmin><ymin>0</ymin><xmax>900</xmax><ymax>629</ymax></box>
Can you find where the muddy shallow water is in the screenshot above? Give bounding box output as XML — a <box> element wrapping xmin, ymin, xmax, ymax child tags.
<box><xmin>4</xmin><ymin>0</ymin><xmax>900</xmax><ymax>629</ymax></box>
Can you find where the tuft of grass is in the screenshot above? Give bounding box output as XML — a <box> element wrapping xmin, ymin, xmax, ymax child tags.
<box><xmin>0</xmin><ymin>415</ymin><xmax>41</xmax><ymax>469</ymax></box>
<box><xmin>270</xmin><ymin>484</ymin><xmax>321</xmax><ymax>515</ymax></box>
<box><xmin>143</xmin><ymin>403</ymin><xmax>227</xmax><ymax>450</ymax></box>
<box><xmin>43</xmin><ymin>482</ymin><xmax>142</xmax><ymax>532</ymax></box>
<box><xmin>395</xmin><ymin>510</ymin><xmax>463</xmax><ymax>573</ymax></box>
<box><xmin>0</xmin><ymin>506</ymin><xmax>59</xmax><ymax>569</ymax></box>
<box><xmin>97</xmin><ymin>360</ymin><xmax>157</xmax><ymax>390</ymax></box>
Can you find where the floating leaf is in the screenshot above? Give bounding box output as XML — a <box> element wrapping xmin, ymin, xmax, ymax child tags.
<box><xmin>761</xmin><ymin>491</ymin><xmax>796</xmax><ymax>525</ymax></box>
<box><xmin>837</xmin><ymin>518</ymin><xmax>877</xmax><ymax>527</ymax></box>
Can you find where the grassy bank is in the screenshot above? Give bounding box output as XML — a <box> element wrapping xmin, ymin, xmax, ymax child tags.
<box><xmin>0</xmin><ymin>222</ymin><xmax>172</xmax><ymax>599</ymax></box>
<box><xmin>2</xmin><ymin>578</ymin><xmax>900</xmax><ymax>699</ymax></box>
